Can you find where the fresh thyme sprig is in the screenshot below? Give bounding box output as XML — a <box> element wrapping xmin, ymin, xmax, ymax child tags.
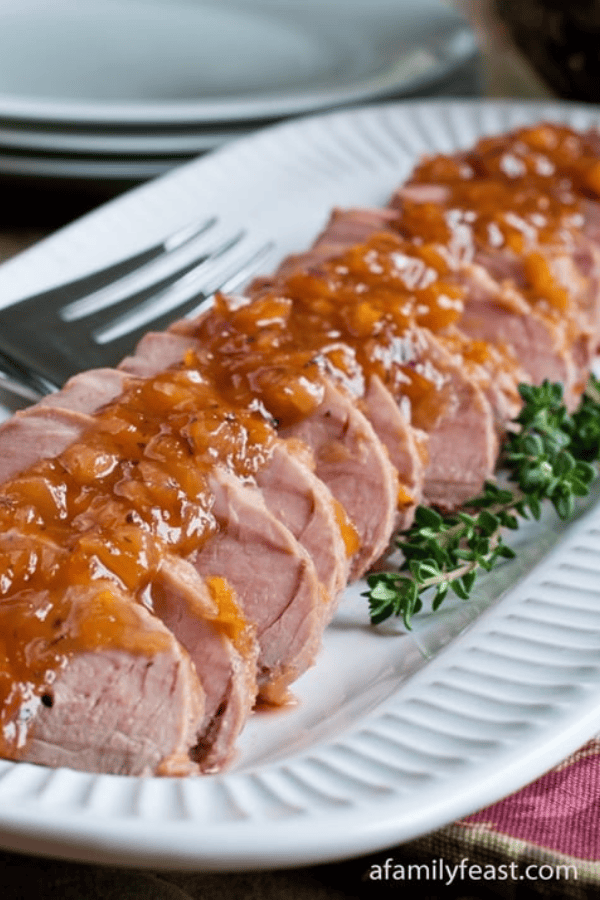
<box><xmin>365</xmin><ymin>377</ymin><xmax>600</xmax><ymax>629</ymax></box>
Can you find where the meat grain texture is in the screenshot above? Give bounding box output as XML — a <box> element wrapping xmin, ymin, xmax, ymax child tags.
<box><xmin>0</xmin><ymin>122</ymin><xmax>599</xmax><ymax>776</ymax></box>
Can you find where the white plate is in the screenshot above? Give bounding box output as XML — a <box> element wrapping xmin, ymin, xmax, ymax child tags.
<box><xmin>0</xmin><ymin>100</ymin><xmax>600</xmax><ymax>870</ymax></box>
<box><xmin>0</xmin><ymin>0</ymin><xmax>475</xmax><ymax>124</ymax></box>
<box><xmin>0</xmin><ymin>151</ymin><xmax>188</xmax><ymax>182</ymax></box>
<box><xmin>0</xmin><ymin>123</ymin><xmax>247</xmax><ymax>157</ymax></box>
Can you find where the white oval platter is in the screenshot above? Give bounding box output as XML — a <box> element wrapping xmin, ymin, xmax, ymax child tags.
<box><xmin>0</xmin><ymin>100</ymin><xmax>599</xmax><ymax>870</ymax></box>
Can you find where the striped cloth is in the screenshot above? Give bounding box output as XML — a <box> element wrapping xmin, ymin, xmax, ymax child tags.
<box><xmin>387</xmin><ymin>736</ymin><xmax>600</xmax><ymax>898</ymax></box>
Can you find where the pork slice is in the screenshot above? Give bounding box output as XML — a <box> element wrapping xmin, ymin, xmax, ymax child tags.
<box><xmin>398</xmin><ymin>326</ymin><xmax>498</xmax><ymax>510</ymax></box>
<box><xmin>4</xmin><ymin>577</ymin><xmax>205</xmax><ymax>777</ymax></box>
<box><xmin>312</xmin><ymin>207</ymin><xmax>401</xmax><ymax>250</ymax></box>
<box><xmin>194</xmin><ymin>468</ymin><xmax>325</xmax><ymax>704</ymax></box>
<box><xmin>277</xmin><ymin>377</ymin><xmax>399</xmax><ymax>580</ymax></box>
<box><xmin>74</xmin><ymin>509</ymin><xmax>259</xmax><ymax>772</ymax></box>
<box><xmin>122</xmin><ymin>331</ymin><xmax>349</xmax><ymax>604</ymax></box>
<box><xmin>254</xmin><ymin>441</ymin><xmax>348</xmax><ymax>615</ymax></box>
<box><xmin>0</xmin><ymin>406</ymin><xmax>94</xmax><ymax>483</ymax></box>
<box><xmin>148</xmin><ymin>556</ymin><xmax>258</xmax><ymax>772</ymax></box>
<box><xmin>358</xmin><ymin>374</ymin><xmax>426</xmax><ymax>524</ymax></box>
<box><xmin>119</xmin><ymin>333</ymin><xmax>193</xmax><ymax>377</ymax></box>
<box><xmin>37</xmin><ymin>367</ymin><xmax>132</xmax><ymax>414</ymax></box>
<box><xmin>459</xmin><ymin>262</ymin><xmax>592</xmax><ymax>408</ymax></box>
<box><xmin>437</xmin><ymin>326</ymin><xmax>525</xmax><ymax>433</ymax></box>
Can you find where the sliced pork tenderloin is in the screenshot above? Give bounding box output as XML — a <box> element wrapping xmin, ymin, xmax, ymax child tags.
<box><xmin>12</xmin><ymin>368</ymin><xmax>327</xmax><ymax>708</ymax></box>
<box><xmin>120</xmin><ymin>336</ymin><xmax>348</xmax><ymax>606</ymax></box>
<box><xmin>286</xmin><ymin>205</ymin><xmax>585</xmax><ymax>413</ymax></box>
<box><xmin>243</xmin><ymin>223</ymin><xmax>500</xmax><ymax>511</ymax></box>
<box><xmin>125</xmin><ymin>329</ymin><xmax>397</xmax><ymax>581</ymax></box>
<box><xmin>119</xmin><ymin>332</ymin><xmax>195</xmax><ymax>379</ymax></box>
<box><xmin>253</xmin><ymin>441</ymin><xmax>349</xmax><ymax>611</ymax></box>
<box><xmin>455</xmin><ymin>261</ymin><xmax>591</xmax><ymax>408</ymax></box>
<box><xmin>355</xmin><ymin>374</ymin><xmax>426</xmax><ymax>519</ymax></box>
<box><xmin>435</xmin><ymin>325</ymin><xmax>525</xmax><ymax>430</ymax></box>
<box><xmin>394</xmin><ymin>325</ymin><xmax>498</xmax><ymax>509</ymax></box>
<box><xmin>0</xmin><ymin>405</ymin><xmax>259</xmax><ymax>771</ymax></box>
<box><xmin>3</xmin><ymin>117</ymin><xmax>597</xmax><ymax>782</ymax></box>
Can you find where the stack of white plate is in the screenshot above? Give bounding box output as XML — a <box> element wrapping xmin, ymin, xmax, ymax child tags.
<box><xmin>0</xmin><ymin>0</ymin><xmax>479</xmax><ymax>186</ymax></box>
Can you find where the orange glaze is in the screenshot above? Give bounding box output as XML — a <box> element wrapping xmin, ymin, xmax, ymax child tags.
<box><xmin>330</xmin><ymin>497</ymin><xmax>361</xmax><ymax>558</ymax></box>
<box><xmin>0</xmin><ymin>363</ymin><xmax>276</xmax><ymax>749</ymax></box>
<box><xmin>189</xmin><ymin>230</ymin><xmax>468</xmax><ymax>435</ymax></box>
<box><xmin>464</xmin><ymin>124</ymin><xmax>600</xmax><ymax>200</ymax></box>
<box><xmin>205</xmin><ymin>575</ymin><xmax>255</xmax><ymax>659</ymax></box>
<box><xmin>403</xmin><ymin>123</ymin><xmax>598</xmax><ymax>325</ymax></box>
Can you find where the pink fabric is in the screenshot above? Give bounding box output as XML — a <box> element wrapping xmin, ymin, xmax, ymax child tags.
<box><xmin>461</xmin><ymin>739</ymin><xmax>600</xmax><ymax>860</ymax></box>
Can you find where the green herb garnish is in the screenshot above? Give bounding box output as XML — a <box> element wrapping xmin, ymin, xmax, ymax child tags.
<box><xmin>365</xmin><ymin>378</ymin><xmax>600</xmax><ymax>629</ymax></box>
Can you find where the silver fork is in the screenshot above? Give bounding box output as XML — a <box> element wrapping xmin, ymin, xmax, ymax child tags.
<box><xmin>0</xmin><ymin>217</ymin><xmax>275</xmax><ymax>397</ymax></box>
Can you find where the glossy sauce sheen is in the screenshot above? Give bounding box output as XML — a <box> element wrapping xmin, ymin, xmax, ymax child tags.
<box><xmin>402</xmin><ymin>124</ymin><xmax>600</xmax><ymax>324</ymax></box>
<box><xmin>0</xmin><ymin>362</ymin><xmax>274</xmax><ymax>755</ymax></box>
<box><xmin>190</xmin><ymin>232</ymin><xmax>469</xmax><ymax>434</ymax></box>
<box><xmin>185</xmin><ymin>127</ymin><xmax>600</xmax><ymax>441</ymax></box>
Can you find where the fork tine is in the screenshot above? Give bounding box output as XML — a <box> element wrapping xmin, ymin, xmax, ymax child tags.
<box><xmin>0</xmin><ymin>367</ymin><xmax>43</xmax><ymax>404</ymax></box>
<box><xmin>95</xmin><ymin>240</ymin><xmax>276</xmax><ymax>365</ymax></box>
<box><xmin>0</xmin><ymin>218</ymin><xmax>276</xmax><ymax>392</ymax></box>
<box><xmin>61</xmin><ymin>217</ymin><xmax>226</xmax><ymax>322</ymax></box>
<box><xmin>0</xmin><ymin>347</ymin><xmax>56</xmax><ymax>396</ymax></box>
<box><xmin>5</xmin><ymin>216</ymin><xmax>217</xmax><ymax>318</ymax></box>
<box><xmin>71</xmin><ymin>230</ymin><xmax>246</xmax><ymax>336</ymax></box>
